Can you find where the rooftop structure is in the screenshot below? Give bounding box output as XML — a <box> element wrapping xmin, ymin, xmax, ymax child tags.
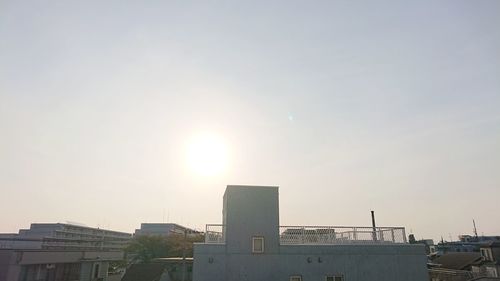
<box><xmin>193</xmin><ymin>185</ymin><xmax>428</xmax><ymax>281</ymax></box>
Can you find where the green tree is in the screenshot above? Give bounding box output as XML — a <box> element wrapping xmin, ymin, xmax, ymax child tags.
<box><xmin>125</xmin><ymin>233</ymin><xmax>204</xmax><ymax>263</ymax></box>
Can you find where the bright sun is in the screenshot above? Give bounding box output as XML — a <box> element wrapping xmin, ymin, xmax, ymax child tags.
<box><xmin>186</xmin><ymin>133</ymin><xmax>228</xmax><ymax>177</ymax></box>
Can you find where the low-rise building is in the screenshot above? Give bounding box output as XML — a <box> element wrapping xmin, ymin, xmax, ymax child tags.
<box><xmin>0</xmin><ymin>223</ymin><xmax>132</xmax><ymax>281</ymax></box>
<box><xmin>472</xmin><ymin>242</ymin><xmax>500</xmax><ymax>278</ymax></box>
<box><xmin>0</xmin><ymin>248</ymin><xmax>124</xmax><ymax>281</ymax></box>
<box><xmin>435</xmin><ymin>236</ymin><xmax>500</xmax><ymax>256</ymax></box>
<box><xmin>428</xmin><ymin>242</ymin><xmax>500</xmax><ymax>280</ymax></box>
<box><xmin>193</xmin><ymin>185</ymin><xmax>428</xmax><ymax>281</ymax></box>
<box><xmin>409</xmin><ymin>234</ymin><xmax>435</xmax><ymax>255</ymax></box>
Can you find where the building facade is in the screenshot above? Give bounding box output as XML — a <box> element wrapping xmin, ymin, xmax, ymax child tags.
<box><xmin>0</xmin><ymin>249</ymin><xmax>124</xmax><ymax>281</ymax></box>
<box><xmin>193</xmin><ymin>185</ymin><xmax>428</xmax><ymax>281</ymax></box>
<box><xmin>473</xmin><ymin>242</ymin><xmax>500</xmax><ymax>278</ymax></box>
<box><xmin>2</xmin><ymin>223</ymin><xmax>131</xmax><ymax>251</ymax></box>
<box><xmin>134</xmin><ymin>223</ymin><xmax>199</xmax><ymax>237</ymax></box>
<box><xmin>0</xmin><ymin>223</ymin><xmax>132</xmax><ymax>281</ymax></box>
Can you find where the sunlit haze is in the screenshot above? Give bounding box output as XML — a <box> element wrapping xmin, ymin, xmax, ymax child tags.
<box><xmin>1</xmin><ymin>1</ymin><xmax>499</xmax><ymax>242</ymax></box>
<box><xmin>186</xmin><ymin>133</ymin><xmax>229</xmax><ymax>177</ymax></box>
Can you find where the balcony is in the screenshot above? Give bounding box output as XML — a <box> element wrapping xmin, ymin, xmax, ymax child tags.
<box><xmin>205</xmin><ymin>224</ymin><xmax>407</xmax><ymax>245</ymax></box>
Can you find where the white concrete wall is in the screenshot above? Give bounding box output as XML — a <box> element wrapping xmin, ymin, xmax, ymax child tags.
<box><xmin>223</xmin><ymin>186</ymin><xmax>280</xmax><ymax>255</ymax></box>
<box><xmin>194</xmin><ymin>243</ymin><xmax>428</xmax><ymax>281</ymax></box>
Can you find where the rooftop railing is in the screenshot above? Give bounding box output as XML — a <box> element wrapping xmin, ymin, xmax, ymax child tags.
<box><xmin>205</xmin><ymin>224</ymin><xmax>225</xmax><ymax>244</ymax></box>
<box><xmin>205</xmin><ymin>224</ymin><xmax>407</xmax><ymax>245</ymax></box>
<box><xmin>279</xmin><ymin>226</ymin><xmax>407</xmax><ymax>245</ymax></box>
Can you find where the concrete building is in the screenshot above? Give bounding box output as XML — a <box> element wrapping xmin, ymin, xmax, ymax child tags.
<box><xmin>435</xmin><ymin>236</ymin><xmax>500</xmax><ymax>256</ymax></box>
<box><xmin>0</xmin><ymin>223</ymin><xmax>132</xmax><ymax>281</ymax></box>
<box><xmin>427</xmin><ymin>242</ymin><xmax>500</xmax><ymax>280</ymax></box>
<box><xmin>193</xmin><ymin>185</ymin><xmax>428</xmax><ymax>281</ymax></box>
<box><xmin>429</xmin><ymin>252</ymin><xmax>483</xmax><ymax>281</ymax></box>
<box><xmin>0</xmin><ymin>248</ymin><xmax>124</xmax><ymax>281</ymax></box>
<box><xmin>2</xmin><ymin>223</ymin><xmax>131</xmax><ymax>251</ymax></box>
<box><xmin>409</xmin><ymin>234</ymin><xmax>436</xmax><ymax>255</ymax></box>
<box><xmin>134</xmin><ymin>223</ymin><xmax>199</xmax><ymax>237</ymax></box>
<box><xmin>473</xmin><ymin>242</ymin><xmax>500</xmax><ymax>278</ymax></box>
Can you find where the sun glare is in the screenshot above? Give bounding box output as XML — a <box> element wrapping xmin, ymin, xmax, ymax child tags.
<box><xmin>186</xmin><ymin>134</ymin><xmax>228</xmax><ymax>177</ymax></box>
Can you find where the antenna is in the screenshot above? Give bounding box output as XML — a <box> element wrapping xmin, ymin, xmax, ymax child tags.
<box><xmin>473</xmin><ymin>219</ymin><xmax>478</xmax><ymax>238</ymax></box>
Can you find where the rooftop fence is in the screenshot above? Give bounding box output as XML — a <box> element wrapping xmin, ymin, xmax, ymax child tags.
<box><xmin>205</xmin><ymin>224</ymin><xmax>407</xmax><ymax>245</ymax></box>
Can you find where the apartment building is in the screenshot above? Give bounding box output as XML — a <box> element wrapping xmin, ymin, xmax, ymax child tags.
<box><xmin>0</xmin><ymin>223</ymin><xmax>132</xmax><ymax>281</ymax></box>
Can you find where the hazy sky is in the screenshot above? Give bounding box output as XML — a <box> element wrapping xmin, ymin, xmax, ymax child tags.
<box><xmin>1</xmin><ymin>1</ymin><xmax>499</xmax><ymax>241</ymax></box>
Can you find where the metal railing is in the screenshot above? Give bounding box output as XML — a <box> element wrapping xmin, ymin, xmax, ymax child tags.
<box><xmin>205</xmin><ymin>224</ymin><xmax>225</xmax><ymax>244</ymax></box>
<box><xmin>279</xmin><ymin>226</ymin><xmax>406</xmax><ymax>245</ymax></box>
<box><xmin>204</xmin><ymin>224</ymin><xmax>406</xmax><ymax>245</ymax></box>
<box><xmin>0</xmin><ymin>237</ymin><xmax>129</xmax><ymax>251</ymax></box>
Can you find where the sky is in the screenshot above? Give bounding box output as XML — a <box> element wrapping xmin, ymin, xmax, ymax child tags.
<box><xmin>1</xmin><ymin>1</ymin><xmax>499</xmax><ymax>242</ymax></box>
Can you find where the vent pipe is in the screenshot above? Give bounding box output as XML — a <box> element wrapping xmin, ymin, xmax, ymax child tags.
<box><xmin>371</xmin><ymin>210</ymin><xmax>377</xmax><ymax>241</ymax></box>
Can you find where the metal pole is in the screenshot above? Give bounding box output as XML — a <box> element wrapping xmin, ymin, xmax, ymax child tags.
<box><xmin>371</xmin><ymin>211</ymin><xmax>377</xmax><ymax>242</ymax></box>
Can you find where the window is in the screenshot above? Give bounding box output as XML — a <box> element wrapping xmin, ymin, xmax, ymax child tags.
<box><xmin>481</xmin><ymin>249</ymin><xmax>487</xmax><ymax>260</ymax></box>
<box><xmin>252</xmin><ymin>236</ymin><xmax>264</xmax><ymax>253</ymax></box>
<box><xmin>290</xmin><ymin>276</ymin><xmax>302</xmax><ymax>281</ymax></box>
<box><xmin>486</xmin><ymin>266</ymin><xmax>498</xmax><ymax>277</ymax></box>
<box><xmin>326</xmin><ymin>275</ymin><xmax>344</xmax><ymax>281</ymax></box>
<box><xmin>487</xmin><ymin>249</ymin><xmax>494</xmax><ymax>261</ymax></box>
<box><xmin>93</xmin><ymin>263</ymin><xmax>100</xmax><ymax>278</ymax></box>
<box><xmin>481</xmin><ymin>248</ymin><xmax>494</xmax><ymax>261</ymax></box>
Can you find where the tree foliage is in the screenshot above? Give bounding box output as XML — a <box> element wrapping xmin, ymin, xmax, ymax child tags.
<box><xmin>125</xmin><ymin>234</ymin><xmax>204</xmax><ymax>263</ymax></box>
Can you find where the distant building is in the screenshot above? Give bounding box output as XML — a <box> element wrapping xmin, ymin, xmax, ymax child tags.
<box><xmin>409</xmin><ymin>234</ymin><xmax>435</xmax><ymax>255</ymax></box>
<box><xmin>0</xmin><ymin>223</ymin><xmax>132</xmax><ymax>281</ymax></box>
<box><xmin>0</xmin><ymin>248</ymin><xmax>124</xmax><ymax>281</ymax></box>
<box><xmin>0</xmin><ymin>234</ymin><xmax>18</xmax><ymax>249</ymax></box>
<box><xmin>3</xmin><ymin>223</ymin><xmax>131</xmax><ymax>251</ymax></box>
<box><xmin>435</xmin><ymin>235</ymin><xmax>500</xmax><ymax>256</ymax></box>
<box><xmin>432</xmin><ymin>252</ymin><xmax>483</xmax><ymax>271</ymax></box>
<box><xmin>472</xmin><ymin>242</ymin><xmax>500</xmax><ymax>278</ymax></box>
<box><xmin>459</xmin><ymin>235</ymin><xmax>500</xmax><ymax>243</ymax></box>
<box><xmin>193</xmin><ymin>185</ymin><xmax>428</xmax><ymax>281</ymax></box>
<box><xmin>436</xmin><ymin>241</ymin><xmax>482</xmax><ymax>255</ymax></box>
<box><xmin>428</xmin><ymin>242</ymin><xmax>500</xmax><ymax>280</ymax></box>
<box><xmin>134</xmin><ymin>223</ymin><xmax>199</xmax><ymax>237</ymax></box>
